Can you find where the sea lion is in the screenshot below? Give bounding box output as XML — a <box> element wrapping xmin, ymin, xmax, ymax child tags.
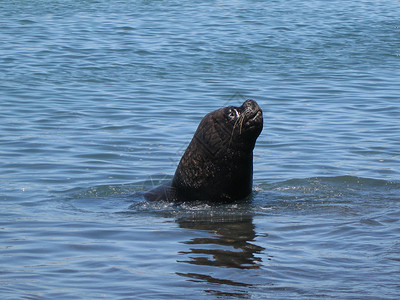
<box><xmin>145</xmin><ymin>99</ymin><xmax>263</xmax><ymax>203</ymax></box>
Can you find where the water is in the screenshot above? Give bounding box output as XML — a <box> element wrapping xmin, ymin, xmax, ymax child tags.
<box><xmin>1</xmin><ymin>0</ymin><xmax>400</xmax><ymax>298</ymax></box>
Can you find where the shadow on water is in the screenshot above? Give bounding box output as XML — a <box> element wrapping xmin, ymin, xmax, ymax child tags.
<box><xmin>129</xmin><ymin>192</ymin><xmax>267</xmax><ymax>298</ymax></box>
<box><xmin>177</xmin><ymin>216</ymin><xmax>263</xmax><ymax>269</ymax></box>
<box><xmin>174</xmin><ymin>211</ymin><xmax>265</xmax><ymax>298</ymax></box>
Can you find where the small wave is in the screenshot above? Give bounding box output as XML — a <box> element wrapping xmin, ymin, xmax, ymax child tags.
<box><xmin>258</xmin><ymin>175</ymin><xmax>400</xmax><ymax>196</ymax></box>
<box><xmin>253</xmin><ymin>175</ymin><xmax>400</xmax><ymax>214</ymax></box>
<box><xmin>272</xmin><ymin>175</ymin><xmax>398</xmax><ymax>188</ymax></box>
<box><xmin>61</xmin><ymin>183</ymin><xmax>139</xmax><ymax>199</ymax></box>
<box><xmin>57</xmin><ymin>183</ymin><xmax>142</xmax><ymax>215</ymax></box>
<box><xmin>55</xmin><ymin>175</ymin><xmax>399</xmax><ymax>219</ymax></box>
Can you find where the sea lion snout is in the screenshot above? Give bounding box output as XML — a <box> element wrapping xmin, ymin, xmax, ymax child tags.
<box><xmin>240</xmin><ymin>99</ymin><xmax>263</xmax><ymax>133</ymax></box>
<box><xmin>241</xmin><ymin>99</ymin><xmax>261</xmax><ymax>112</ymax></box>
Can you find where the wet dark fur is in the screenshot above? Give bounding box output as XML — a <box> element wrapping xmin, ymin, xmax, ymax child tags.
<box><xmin>145</xmin><ymin>99</ymin><xmax>263</xmax><ymax>203</ymax></box>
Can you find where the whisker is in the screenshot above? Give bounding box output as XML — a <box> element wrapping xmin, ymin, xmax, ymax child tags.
<box><xmin>230</xmin><ymin>114</ymin><xmax>244</xmax><ymax>143</ymax></box>
<box><xmin>239</xmin><ymin>114</ymin><xmax>245</xmax><ymax>134</ymax></box>
<box><xmin>229</xmin><ymin>117</ymin><xmax>241</xmax><ymax>145</ymax></box>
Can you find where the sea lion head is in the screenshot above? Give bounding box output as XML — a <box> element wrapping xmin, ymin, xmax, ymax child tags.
<box><xmin>224</xmin><ymin>99</ymin><xmax>263</xmax><ymax>149</ymax></box>
<box><xmin>195</xmin><ymin>99</ymin><xmax>263</xmax><ymax>153</ymax></box>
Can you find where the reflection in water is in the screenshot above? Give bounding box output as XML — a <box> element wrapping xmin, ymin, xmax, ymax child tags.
<box><xmin>176</xmin><ymin>215</ymin><xmax>265</xmax><ymax>298</ymax></box>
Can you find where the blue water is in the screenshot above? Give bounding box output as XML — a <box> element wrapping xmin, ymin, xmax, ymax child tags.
<box><xmin>1</xmin><ymin>0</ymin><xmax>400</xmax><ymax>299</ymax></box>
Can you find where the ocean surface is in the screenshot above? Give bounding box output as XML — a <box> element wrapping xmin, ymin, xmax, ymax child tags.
<box><xmin>1</xmin><ymin>0</ymin><xmax>400</xmax><ymax>299</ymax></box>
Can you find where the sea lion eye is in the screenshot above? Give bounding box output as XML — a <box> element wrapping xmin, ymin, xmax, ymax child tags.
<box><xmin>228</xmin><ymin>108</ymin><xmax>240</xmax><ymax>119</ymax></box>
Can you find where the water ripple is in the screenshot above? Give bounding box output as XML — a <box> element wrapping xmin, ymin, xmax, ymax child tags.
<box><xmin>1</xmin><ymin>0</ymin><xmax>400</xmax><ymax>299</ymax></box>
